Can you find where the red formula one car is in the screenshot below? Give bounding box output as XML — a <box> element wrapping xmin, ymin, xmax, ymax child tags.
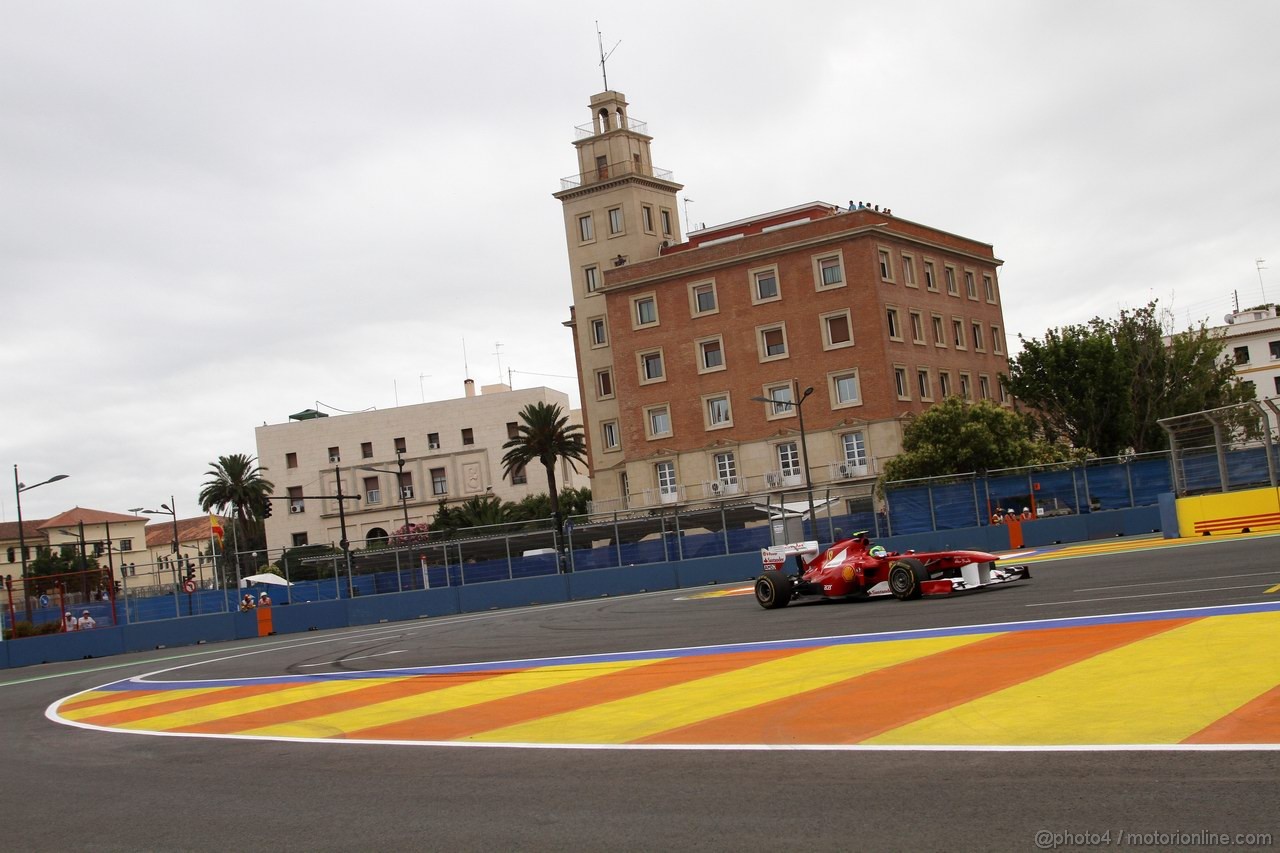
<box><xmin>754</xmin><ymin>532</ymin><xmax>1030</xmax><ymax>609</ymax></box>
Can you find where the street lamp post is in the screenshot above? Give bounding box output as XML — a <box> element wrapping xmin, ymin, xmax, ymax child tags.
<box><xmin>143</xmin><ymin>497</ymin><xmax>181</xmax><ymax>618</ymax></box>
<box><xmin>13</xmin><ymin>466</ymin><xmax>69</xmax><ymax>620</ymax></box>
<box><xmin>751</xmin><ymin>382</ymin><xmax>817</xmax><ymax>532</ymax></box>
<box><xmin>359</xmin><ymin>449</ymin><xmax>412</xmax><ymax>534</ymax></box>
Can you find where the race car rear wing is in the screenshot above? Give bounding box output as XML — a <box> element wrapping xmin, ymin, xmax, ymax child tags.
<box><xmin>761</xmin><ymin>540</ymin><xmax>820</xmax><ymax>568</ymax></box>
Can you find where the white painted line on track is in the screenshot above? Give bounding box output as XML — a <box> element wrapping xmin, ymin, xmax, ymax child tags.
<box><xmin>1026</xmin><ymin>583</ymin><xmax>1270</xmax><ymax>607</ymax></box>
<box><xmin>299</xmin><ymin>650</ymin><xmax>407</xmax><ymax>667</ymax></box>
<box><xmin>1075</xmin><ymin>570</ymin><xmax>1280</xmax><ymax>592</ymax></box>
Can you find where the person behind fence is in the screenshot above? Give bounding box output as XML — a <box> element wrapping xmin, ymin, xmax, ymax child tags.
<box><xmin>1021</xmin><ymin>506</ymin><xmax>1034</xmax><ymax>521</ymax></box>
<box><xmin>240</xmin><ymin>594</ymin><xmax>256</xmax><ymax>611</ymax></box>
<box><xmin>64</xmin><ymin>611</ymin><xmax>76</xmax><ymax>632</ymax></box>
<box><xmin>258</xmin><ymin>590</ymin><xmax>272</xmax><ymax>607</ymax></box>
<box><xmin>991</xmin><ymin>508</ymin><xmax>1004</xmax><ymax>525</ymax></box>
<box><xmin>77</xmin><ymin>610</ymin><xmax>96</xmax><ymax>630</ymax></box>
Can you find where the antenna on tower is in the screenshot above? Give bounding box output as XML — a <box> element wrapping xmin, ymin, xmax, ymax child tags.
<box><xmin>596</xmin><ymin>21</ymin><xmax>620</xmax><ymax>91</ymax></box>
<box><xmin>494</xmin><ymin>341</ymin><xmax>505</xmax><ymax>383</ymax></box>
<box><xmin>683</xmin><ymin>197</ymin><xmax>695</xmax><ymax>231</ymax></box>
<box><xmin>1257</xmin><ymin>258</ymin><xmax>1269</xmax><ymax>302</ymax></box>
<box><xmin>462</xmin><ymin>338</ymin><xmax>470</xmax><ymax>379</ymax></box>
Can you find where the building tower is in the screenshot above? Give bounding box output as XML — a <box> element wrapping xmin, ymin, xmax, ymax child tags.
<box><xmin>553</xmin><ymin>91</ymin><xmax>683</xmax><ymax>508</ymax></box>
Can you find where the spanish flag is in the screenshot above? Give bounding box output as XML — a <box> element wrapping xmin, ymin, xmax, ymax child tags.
<box><xmin>210</xmin><ymin>514</ymin><xmax>225</xmax><ymax>547</ymax></box>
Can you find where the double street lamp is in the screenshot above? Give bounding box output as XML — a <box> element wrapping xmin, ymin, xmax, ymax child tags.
<box><xmin>751</xmin><ymin>383</ymin><xmax>817</xmax><ymax>529</ymax></box>
<box><xmin>13</xmin><ymin>466</ymin><xmax>70</xmax><ymax>618</ymax></box>
<box><xmin>142</xmin><ymin>497</ymin><xmax>180</xmax><ymax>579</ymax></box>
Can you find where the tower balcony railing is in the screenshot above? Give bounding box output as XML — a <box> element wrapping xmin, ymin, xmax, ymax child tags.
<box><xmin>559</xmin><ymin>159</ymin><xmax>674</xmax><ymax>191</ymax></box>
<box><xmin>574</xmin><ymin>116</ymin><xmax>649</xmax><ymax>140</ymax></box>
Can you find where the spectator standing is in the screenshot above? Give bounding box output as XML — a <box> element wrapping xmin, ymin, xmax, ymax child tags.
<box><xmin>77</xmin><ymin>610</ymin><xmax>96</xmax><ymax>630</ymax></box>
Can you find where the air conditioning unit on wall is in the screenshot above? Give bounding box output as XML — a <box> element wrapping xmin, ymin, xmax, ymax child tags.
<box><xmin>289</xmin><ymin>505</ymin><xmax>303</xmax><ymax>514</ymax></box>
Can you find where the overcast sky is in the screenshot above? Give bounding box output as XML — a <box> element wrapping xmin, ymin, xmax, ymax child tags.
<box><xmin>3</xmin><ymin>0</ymin><xmax>1277</xmax><ymax>521</ymax></box>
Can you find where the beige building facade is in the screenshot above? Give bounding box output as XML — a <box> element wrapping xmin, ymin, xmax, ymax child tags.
<box><xmin>254</xmin><ymin>381</ymin><xmax>589</xmax><ymax>552</ymax></box>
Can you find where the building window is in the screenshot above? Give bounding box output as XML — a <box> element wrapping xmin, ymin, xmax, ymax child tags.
<box><xmin>902</xmin><ymin>254</ymin><xmax>917</xmax><ymax>287</ymax></box>
<box><xmin>952</xmin><ymin>318</ymin><xmax>966</xmax><ymax>349</ymax></box>
<box><xmin>642</xmin><ymin>205</ymin><xmax>655</xmax><ymax>233</ymax></box>
<box><xmin>939</xmin><ymin>371</ymin><xmax>953</xmax><ymax>397</ymax></box>
<box><xmin>361</xmin><ymin>442</ymin><xmax>373</xmax><ymax>459</ymax></box>
<box><xmin>964</xmin><ymin>270</ymin><xmax>977</xmax><ymax>300</ymax></box>
<box><xmin>763</xmin><ymin>382</ymin><xmax>794</xmax><ymax>418</ymax></box>
<box><xmin>945</xmin><ymin>265</ymin><xmax>958</xmax><ymax>296</ymax></box>
<box><xmin>1234</xmin><ymin>345</ymin><xmax>1250</xmax><ymax>364</ymax></box>
<box><xmin>639</xmin><ymin>349</ymin><xmax>665</xmax><ymax>383</ymax></box>
<box><xmin>601</xmin><ymin>420</ymin><xmax>620</xmax><ymax>450</ymax></box>
<box><xmin>979</xmin><ymin>374</ymin><xmax>992</xmax><ymax>400</ymax></box>
<box><xmin>932</xmin><ymin>314</ymin><xmax>946</xmax><ymax>347</ymax></box>
<box><xmin>292</xmin><ymin>532</ymin><xmax>309</xmax><ymax>547</ymax></box>
<box><xmin>511</xmin><ymin>465</ymin><xmax>527</xmax><ymax>485</ymax></box>
<box><xmin>633</xmin><ymin>294</ymin><xmax>658</xmax><ymax>327</ymax></box>
<box><xmin>957</xmin><ymin>372</ymin><xmax>971</xmax><ymax>400</ymax></box>
<box><xmin>398</xmin><ymin>472</ymin><xmax>414</xmax><ymax>500</ymax></box>
<box><xmin>394</xmin><ymin>437</ymin><xmax>406</xmax><ymax>454</ymax></box>
<box><xmin>646</xmin><ymin>405</ymin><xmax>672</xmax><ymax>439</ymax></box>
<box><xmin>759</xmin><ymin>324</ymin><xmax>788</xmax><ymax>360</ymax></box>
<box><xmin>983</xmin><ymin>274</ymin><xmax>996</xmax><ymax>303</ymax></box>
<box><xmin>431</xmin><ymin>468</ymin><xmax>447</xmax><ymax>496</ymax></box>
<box><xmin>589</xmin><ymin>316</ymin><xmax>607</xmax><ymax>346</ymax></box>
<box><xmin>288</xmin><ymin>486</ymin><xmax>304</xmax><ymax>513</ymax></box>
<box><xmin>909</xmin><ymin>310</ymin><xmax>925</xmax><ymax>344</ymax></box>
<box><xmin>578</xmin><ymin>214</ymin><xmax>594</xmax><ymax>242</ymax></box>
<box><xmin>461</xmin><ymin>428</ymin><xmax>474</xmax><ymax>445</ymax></box>
<box><xmin>992</xmin><ymin>325</ymin><xmax>1005</xmax><ymax>355</ymax></box>
<box><xmin>924</xmin><ymin>260</ymin><xmax>938</xmax><ymax>292</ymax></box>
<box><xmin>584</xmin><ymin>265</ymin><xmax>599</xmax><ymax>293</ymax></box>
<box><xmin>816</xmin><ymin>253</ymin><xmax>844</xmax><ymax>288</ymax></box>
<box><xmin>286</xmin><ymin>452</ymin><xmax>298</xmax><ymax>469</ymax></box>
<box><xmin>887</xmin><ymin>308</ymin><xmax>902</xmax><ymax>341</ymax></box>
<box><xmin>594</xmin><ymin>368</ymin><xmax>613</xmax><ymax>399</ymax></box>
<box><xmin>894</xmin><ymin>366</ymin><xmax>910</xmax><ymax>400</ymax></box>
<box><xmin>655</xmin><ymin>460</ymin><xmax>677</xmax><ymax>497</ymax></box>
<box><xmin>704</xmin><ymin>394</ymin><xmax>732</xmax><ymax>429</ymax></box>
<box><xmin>1275</xmin><ymin>376</ymin><xmax>1280</xmax><ymax>395</ymax></box>
<box><xmin>831</xmin><ymin>370</ymin><xmax>861</xmax><ymax>407</ymax></box>
<box><xmin>751</xmin><ymin>267</ymin><xmax>780</xmax><ymax>303</ymax></box>
<box><xmin>697</xmin><ymin>336</ymin><xmax>725</xmax><ymax>372</ymax></box>
<box><xmin>842</xmin><ymin>431</ymin><xmax>868</xmax><ymax>467</ymax></box>
<box><xmin>364</xmin><ymin>476</ymin><xmax>381</xmax><ymax>504</ymax></box>
<box><xmin>1269</xmin><ymin>340</ymin><xmax>1280</xmax><ymax>360</ymax></box>
<box><xmin>777</xmin><ymin>442</ymin><xmax>801</xmax><ymax>479</ymax></box>
<box><xmin>917</xmin><ymin>368</ymin><xmax>933</xmax><ymax>400</ymax></box>
<box><xmin>878</xmin><ymin>249</ymin><xmax>894</xmax><ymax>282</ymax></box>
<box><xmin>428</xmin><ymin>432</ymin><xmax>440</xmax><ymax>450</ymax></box>
<box><xmin>660</xmin><ymin>208</ymin><xmax>672</xmax><ymax>236</ymax></box>
<box><xmin>119</xmin><ymin>538</ymin><xmax>132</xmax><ymax>552</ymax></box>
<box><xmin>506</xmin><ymin>421</ymin><xmax>519</xmax><ymax>440</ymax></box>
<box><xmin>822</xmin><ymin>310</ymin><xmax>853</xmax><ymax>348</ymax></box>
<box><xmin>327</xmin><ymin>446</ymin><xmax>340</xmax><ymax>463</ymax></box>
<box><xmin>690</xmin><ymin>281</ymin><xmax>717</xmax><ymax>315</ymax></box>
<box><xmin>608</xmin><ymin>206</ymin><xmax>624</xmax><ymax>235</ymax></box>
<box><xmin>713</xmin><ymin>452</ymin><xmax>738</xmax><ymax>486</ymax></box>
<box><xmin>972</xmin><ymin>322</ymin><xmax>985</xmax><ymax>352</ymax></box>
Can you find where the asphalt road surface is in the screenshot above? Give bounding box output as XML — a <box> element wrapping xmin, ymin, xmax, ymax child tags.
<box><xmin>3</xmin><ymin>534</ymin><xmax>1278</xmax><ymax>852</ymax></box>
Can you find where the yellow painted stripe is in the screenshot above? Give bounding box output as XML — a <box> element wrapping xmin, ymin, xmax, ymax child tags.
<box><xmin>468</xmin><ymin>633</ymin><xmax>989</xmax><ymax>744</ymax></box>
<box><xmin>1265</xmin><ymin>583</ymin><xmax>1280</xmax><ymax>594</ymax></box>
<box><xmin>243</xmin><ymin>659</ymin><xmax>658</xmax><ymax>739</ymax></box>
<box><xmin>59</xmin><ymin>688</ymin><xmax>231</xmax><ymax>721</ymax></box>
<box><xmin>868</xmin><ymin>610</ymin><xmax>1280</xmax><ymax>745</ymax></box>
<box><xmin>113</xmin><ymin>679</ymin><xmax>394</xmax><ymax>731</ymax></box>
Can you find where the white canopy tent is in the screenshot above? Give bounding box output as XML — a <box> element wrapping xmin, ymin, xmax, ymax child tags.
<box><xmin>240</xmin><ymin>573</ymin><xmax>291</xmax><ymax>587</ymax></box>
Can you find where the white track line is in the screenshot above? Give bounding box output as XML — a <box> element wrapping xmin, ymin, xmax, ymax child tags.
<box><xmin>1026</xmin><ymin>583</ymin><xmax>1269</xmax><ymax>607</ymax></box>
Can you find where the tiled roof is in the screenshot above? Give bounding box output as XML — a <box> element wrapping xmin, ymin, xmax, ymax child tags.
<box><xmin>0</xmin><ymin>520</ymin><xmax>47</xmax><ymax>541</ymax></box>
<box><xmin>38</xmin><ymin>508</ymin><xmax>142</xmax><ymax>530</ymax></box>
<box><xmin>145</xmin><ymin>516</ymin><xmax>227</xmax><ymax>549</ymax></box>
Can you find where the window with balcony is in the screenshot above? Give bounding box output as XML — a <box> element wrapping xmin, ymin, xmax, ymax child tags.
<box><xmin>655</xmin><ymin>460</ymin><xmax>678</xmax><ymax>497</ymax></box>
<box><xmin>714</xmin><ymin>452</ymin><xmax>738</xmax><ymax>486</ymax></box>
<box><xmin>777</xmin><ymin>442</ymin><xmax>801</xmax><ymax>478</ymax></box>
<box><xmin>842</xmin><ymin>431</ymin><xmax>868</xmax><ymax>467</ymax></box>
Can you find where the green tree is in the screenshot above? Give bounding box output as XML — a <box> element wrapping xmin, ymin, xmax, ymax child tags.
<box><xmin>500</xmin><ymin>402</ymin><xmax>588</xmax><ymax>551</ymax></box>
<box><xmin>198</xmin><ymin>453</ymin><xmax>274</xmax><ymax>552</ymax></box>
<box><xmin>881</xmin><ymin>397</ymin><xmax>1075</xmax><ymax>484</ymax></box>
<box><xmin>1005</xmin><ymin>302</ymin><xmax>1251</xmax><ymax>455</ymax></box>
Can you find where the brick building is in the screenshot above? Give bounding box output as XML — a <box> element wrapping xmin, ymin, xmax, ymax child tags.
<box><xmin>555</xmin><ymin>91</ymin><xmax>1012</xmax><ymax>513</ymax></box>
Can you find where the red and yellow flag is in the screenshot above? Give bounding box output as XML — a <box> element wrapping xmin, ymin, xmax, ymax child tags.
<box><xmin>210</xmin><ymin>514</ymin><xmax>225</xmax><ymax>547</ymax></box>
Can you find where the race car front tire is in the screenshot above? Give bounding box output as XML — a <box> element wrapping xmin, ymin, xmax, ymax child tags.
<box><xmin>888</xmin><ymin>558</ymin><xmax>928</xmax><ymax>601</ymax></box>
<box><xmin>755</xmin><ymin>571</ymin><xmax>793</xmax><ymax>609</ymax></box>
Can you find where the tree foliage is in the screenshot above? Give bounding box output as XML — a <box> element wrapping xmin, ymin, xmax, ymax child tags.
<box><xmin>500</xmin><ymin>402</ymin><xmax>588</xmax><ymax>534</ymax></box>
<box><xmin>199</xmin><ymin>453</ymin><xmax>273</xmax><ymax>552</ymax></box>
<box><xmin>1005</xmin><ymin>302</ymin><xmax>1251</xmax><ymax>456</ymax></box>
<box><xmin>881</xmin><ymin>397</ymin><xmax>1075</xmax><ymax>484</ymax></box>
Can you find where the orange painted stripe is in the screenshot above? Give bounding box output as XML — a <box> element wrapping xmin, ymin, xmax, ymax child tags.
<box><xmin>640</xmin><ymin>618</ymin><xmax>1191</xmax><ymax>745</ymax></box>
<box><xmin>1183</xmin><ymin>683</ymin><xmax>1280</xmax><ymax>744</ymax></box>
<box><xmin>60</xmin><ymin>688</ymin><xmax>170</xmax><ymax>713</ymax></box>
<box><xmin>78</xmin><ymin>683</ymin><xmax>296</xmax><ymax>727</ymax></box>
<box><xmin>1195</xmin><ymin>513</ymin><xmax>1280</xmax><ymax>531</ymax></box>
<box><xmin>179</xmin><ymin>672</ymin><xmax>503</xmax><ymax>735</ymax></box>
<box><xmin>348</xmin><ymin>647</ymin><xmax>811</xmax><ymax>742</ymax></box>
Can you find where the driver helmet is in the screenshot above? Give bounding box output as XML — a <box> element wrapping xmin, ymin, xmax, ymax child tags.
<box><xmin>868</xmin><ymin>545</ymin><xmax>888</xmax><ymax>559</ymax></box>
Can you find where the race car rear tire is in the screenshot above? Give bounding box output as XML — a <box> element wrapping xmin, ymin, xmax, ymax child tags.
<box><xmin>755</xmin><ymin>571</ymin><xmax>793</xmax><ymax>610</ymax></box>
<box><xmin>888</xmin><ymin>558</ymin><xmax>928</xmax><ymax>601</ymax></box>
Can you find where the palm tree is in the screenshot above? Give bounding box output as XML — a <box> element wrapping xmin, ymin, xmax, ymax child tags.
<box><xmin>198</xmin><ymin>453</ymin><xmax>274</xmax><ymax>549</ymax></box>
<box><xmin>501</xmin><ymin>402</ymin><xmax>587</xmax><ymax>563</ymax></box>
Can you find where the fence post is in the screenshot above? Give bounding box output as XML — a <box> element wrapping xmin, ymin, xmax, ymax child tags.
<box><xmin>1125</xmin><ymin>459</ymin><xmax>1135</xmax><ymax>507</ymax></box>
<box><xmin>504</xmin><ymin>532</ymin><xmax>513</xmax><ymax>580</ymax></box>
<box><xmin>927</xmin><ymin>484</ymin><xmax>938</xmax><ymax>532</ymax></box>
<box><xmin>674</xmin><ymin>510</ymin><xmax>684</xmax><ymax>561</ymax></box>
<box><xmin>720</xmin><ymin>503</ymin><xmax>730</xmax><ymax>555</ymax></box>
<box><xmin>613</xmin><ymin>512</ymin><xmax>622</xmax><ymax>568</ymax></box>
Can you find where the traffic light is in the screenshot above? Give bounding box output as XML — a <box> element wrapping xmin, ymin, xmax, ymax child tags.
<box><xmin>185</xmin><ymin>562</ymin><xmax>196</xmax><ymax>582</ymax></box>
<box><xmin>263</xmin><ymin>500</ymin><xmax>273</xmax><ymax>519</ymax></box>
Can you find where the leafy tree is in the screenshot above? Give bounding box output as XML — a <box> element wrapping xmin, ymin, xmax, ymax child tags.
<box><xmin>28</xmin><ymin>549</ymin><xmax>99</xmax><ymax>579</ymax></box>
<box><xmin>510</xmin><ymin>487</ymin><xmax>592</xmax><ymax>523</ymax></box>
<box><xmin>1005</xmin><ymin>302</ymin><xmax>1251</xmax><ymax>455</ymax></box>
<box><xmin>199</xmin><ymin>453</ymin><xmax>274</xmax><ymax>552</ymax></box>
<box><xmin>881</xmin><ymin>397</ymin><xmax>1076</xmax><ymax>484</ymax></box>
<box><xmin>277</xmin><ymin>543</ymin><xmax>341</xmax><ymax>582</ymax></box>
<box><xmin>500</xmin><ymin>402</ymin><xmax>588</xmax><ymax>548</ymax></box>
